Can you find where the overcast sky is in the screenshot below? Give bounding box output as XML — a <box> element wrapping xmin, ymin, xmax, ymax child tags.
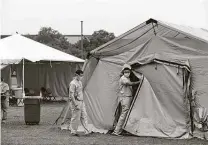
<box><xmin>1</xmin><ymin>0</ymin><xmax>208</xmax><ymax>36</ymax></box>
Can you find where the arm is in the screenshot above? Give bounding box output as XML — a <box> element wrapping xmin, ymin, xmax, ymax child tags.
<box><xmin>5</xmin><ymin>90</ymin><xmax>10</xmax><ymax>96</ymax></box>
<box><xmin>1</xmin><ymin>83</ymin><xmax>10</xmax><ymax>96</ymax></box>
<box><xmin>121</xmin><ymin>78</ymin><xmax>140</xmax><ymax>86</ymax></box>
<box><xmin>126</xmin><ymin>81</ymin><xmax>140</xmax><ymax>86</ymax></box>
<box><xmin>69</xmin><ymin>84</ymin><xmax>78</xmax><ymax>107</ymax></box>
<box><xmin>5</xmin><ymin>84</ymin><xmax>10</xmax><ymax>96</ymax></box>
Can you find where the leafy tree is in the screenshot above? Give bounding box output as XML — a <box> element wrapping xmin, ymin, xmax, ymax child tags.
<box><xmin>35</xmin><ymin>27</ymin><xmax>73</xmax><ymax>53</ymax></box>
<box><xmin>75</xmin><ymin>30</ymin><xmax>115</xmax><ymax>57</ymax></box>
<box><xmin>26</xmin><ymin>27</ymin><xmax>79</xmax><ymax>56</ymax></box>
<box><xmin>26</xmin><ymin>28</ymin><xmax>115</xmax><ymax>59</ymax></box>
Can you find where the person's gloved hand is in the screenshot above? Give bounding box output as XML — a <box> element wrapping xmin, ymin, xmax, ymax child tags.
<box><xmin>75</xmin><ymin>104</ymin><xmax>79</xmax><ymax>110</ymax></box>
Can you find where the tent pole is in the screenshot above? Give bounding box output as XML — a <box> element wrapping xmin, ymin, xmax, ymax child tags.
<box><xmin>22</xmin><ymin>58</ymin><xmax>25</xmax><ymax>97</ymax></box>
<box><xmin>82</xmin><ymin>60</ymin><xmax>88</xmax><ymax>72</ymax></box>
<box><xmin>81</xmin><ymin>21</ymin><xmax>84</xmax><ymax>59</ymax></box>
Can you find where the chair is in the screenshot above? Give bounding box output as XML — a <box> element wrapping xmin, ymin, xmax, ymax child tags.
<box><xmin>9</xmin><ymin>90</ymin><xmax>16</xmax><ymax>106</ymax></box>
<box><xmin>40</xmin><ymin>87</ymin><xmax>48</xmax><ymax>101</ymax></box>
<box><xmin>40</xmin><ymin>87</ymin><xmax>56</xmax><ymax>101</ymax></box>
<box><xmin>24</xmin><ymin>88</ymin><xmax>30</xmax><ymax>96</ymax></box>
<box><xmin>46</xmin><ymin>88</ymin><xmax>56</xmax><ymax>101</ymax></box>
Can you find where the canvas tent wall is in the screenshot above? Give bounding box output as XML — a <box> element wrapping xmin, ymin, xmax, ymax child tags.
<box><xmin>0</xmin><ymin>64</ymin><xmax>11</xmax><ymax>86</ymax></box>
<box><xmin>0</xmin><ymin>34</ymin><xmax>84</xmax><ymax>97</ymax></box>
<box><xmin>13</xmin><ymin>61</ymin><xmax>82</xmax><ymax>97</ymax></box>
<box><xmin>82</xmin><ymin>18</ymin><xmax>208</xmax><ymax>139</ymax></box>
<box><xmin>0</xmin><ymin>59</ymin><xmax>22</xmax><ymax>87</ymax></box>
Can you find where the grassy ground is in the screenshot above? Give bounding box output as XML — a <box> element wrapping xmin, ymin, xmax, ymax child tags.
<box><xmin>1</xmin><ymin>103</ymin><xmax>208</xmax><ymax>145</ymax></box>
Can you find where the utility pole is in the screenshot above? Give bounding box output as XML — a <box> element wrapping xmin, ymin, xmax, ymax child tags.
<box><xmin>81</xmin><ymin>21</ymin><xmax>84</xmax><ymax>59</ymax></box>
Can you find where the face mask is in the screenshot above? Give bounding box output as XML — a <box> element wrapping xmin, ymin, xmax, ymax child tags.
<box><xmin>79</xmin><ymin>76</ymin><xmax>83</xmax><ymax>80</ymax></box>
<box><xmin>124</xmin><ymin>72</ymin><xmax>130</xmax><ymax>78</ymax></box>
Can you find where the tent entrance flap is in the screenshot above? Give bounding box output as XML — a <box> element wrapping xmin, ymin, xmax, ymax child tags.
<box><xmin>122</xmin><ymin>62</ymin><xmax>191</xmax><ymax>139</ymax></box>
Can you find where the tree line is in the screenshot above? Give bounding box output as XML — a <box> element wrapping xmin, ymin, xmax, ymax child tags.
<box><xmin>27</xmin><ymin>27</ymin><xmax>115</xmax><ymax>59</ymax></box>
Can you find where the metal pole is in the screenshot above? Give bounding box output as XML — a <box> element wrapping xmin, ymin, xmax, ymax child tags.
<box><xmin>81</xmin><ymin>21</ymin><xmax>84</xmax><ymax>59</ymax></box>
<box><xmin>22</xmin><ymin>58</ymin><xmax>25</xmax><ymax>97</ymax></box>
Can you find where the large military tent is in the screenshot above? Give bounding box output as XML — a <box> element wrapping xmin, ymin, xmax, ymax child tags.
<box><xmin>0</xmin><ymin>34</ymin><xmax>84</xmax><ymax>97</ymax></box>
<box><xmin>82</xmin><ymin>18</ymin><xmax>208</xmax><ymax>139</ymax></box>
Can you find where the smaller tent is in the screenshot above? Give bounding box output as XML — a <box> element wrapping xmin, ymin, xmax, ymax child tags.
<box><xmin>0</xmin><ymin>34</ymin><xmax>84</xmax><ymax>97</ymax></box>
<box><xmin>0</xmin><ymin>34</ymin><xmax>84</xmax><ymax>62</ymax></box>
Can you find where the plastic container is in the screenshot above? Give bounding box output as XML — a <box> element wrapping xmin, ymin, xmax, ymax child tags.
<box><xmin>24</xmin><ymin>96</ymin><xmax>42</xmax><ymax>125</ymax></box>
<box><xmin>12</xmin><ymin>88</ymin><xmax>23</xmax><ymax>98</ymax></box>
<box><xmin>12</xmin><ymin>88</ymin><xmax>24</xmax><ymax>106</ymax></box>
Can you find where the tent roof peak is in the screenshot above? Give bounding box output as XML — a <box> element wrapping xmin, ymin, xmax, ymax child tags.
<box><xmin>91</xmin><ymin>18</ymin><xmax>208</xmax><ymax>55</ymax></box>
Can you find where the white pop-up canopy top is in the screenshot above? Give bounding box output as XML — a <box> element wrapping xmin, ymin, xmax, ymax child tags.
<box><xmin>0</xmin><ymin>34</ymin><xmax>84</xmax><ymax>97</ymax></box>
<box><xmin>0</xmin><ymin>34</ymin><xmax>84</xmax><ymax>63</ymax></box>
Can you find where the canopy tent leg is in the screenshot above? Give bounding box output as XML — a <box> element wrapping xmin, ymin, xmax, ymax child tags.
<box><xmin>22</xmin><ymin>58</ymin><xmax>25</xmax><ymax>97</ymax></box>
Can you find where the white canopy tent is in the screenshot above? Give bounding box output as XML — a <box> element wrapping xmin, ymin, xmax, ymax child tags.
<box><xmin>0</xmin><ymin>34</ymin><xmax>84</xmax><ymax>97</ymax></box>
<box><xmin>0</xmin><ymin>34</ymin><xmax>84</xmax><ymax>62</ymax></box>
